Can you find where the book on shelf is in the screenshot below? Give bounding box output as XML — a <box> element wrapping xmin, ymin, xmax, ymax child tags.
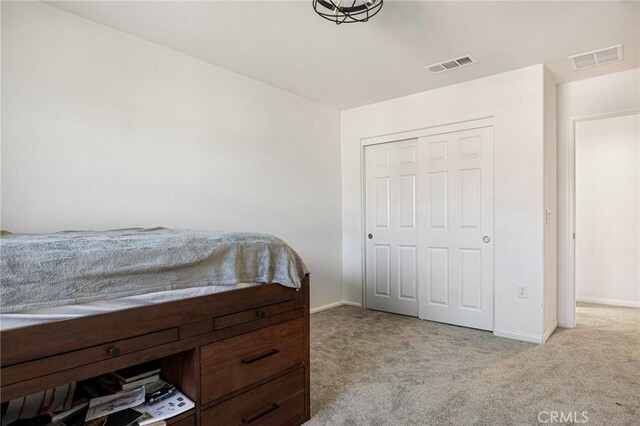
<box><xmin>49</xmin><ymin>400</ymin><xmax>145</xmax><ymax>426</ymax></box>
<box><xmin>91</xmin><ymin>374</ymin><xmax>160</xmax><ymax>394</ymax></box>
<box><xmin>85</xmin><ymin>387</ymin><xmax>146</xmax><ymax>422</ymax></box>
<box><xmin>60</xmin><ymin>377</ymin><xmax>193</xmax><ymax>426</ymax></box>
<box><xmin>85</xmin><ymin>408</ymin><xmax>144</xmax><ymax>426</ymax></box>
<box><xmin>112</xmin><ymin>364</ymin><xmax>161</xmax><ymax>384</ymax></box>
<box><xmin>120</xmin><ymin>375</ymin><xmax>160</xmax><ymax>391</ymax></box>
<box><xmin>48</xmin><ymin>402</ymin><xmax>89</xmax><ymax>426</ymax></box>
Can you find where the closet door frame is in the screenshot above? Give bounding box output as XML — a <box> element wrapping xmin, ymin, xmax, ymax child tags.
<box><xmin>359</xmin><ymin>116</ymin><xmax>495</xmax><ymax>314</ymax></box>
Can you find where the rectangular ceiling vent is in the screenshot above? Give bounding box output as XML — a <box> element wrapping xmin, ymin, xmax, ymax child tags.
<box><xmin>426</xmin><ymin>55</ymin><xmax>477</xmax><ymax>74</ymax></box>
<box><xmin>569</xmin><ymin>44</ymin><xmax>623</xmax><ymax>71</ymax></box>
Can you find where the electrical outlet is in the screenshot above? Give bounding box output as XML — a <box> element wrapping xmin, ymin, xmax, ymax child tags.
<box><xmin>518</xmin><ymin>285</ymin><xmax>528</xmax><ymax>299</ymax></box>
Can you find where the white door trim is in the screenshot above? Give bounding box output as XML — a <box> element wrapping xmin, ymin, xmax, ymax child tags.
<box><xmin>359</xmin><ymin>116</ymin><xmax>495</xmax><ymax>310</ymax></box>
<box><xmin>564</xmin><ymin>108</ymin><xmax>640</xmax><ymax>328</ymax></box>
<box><xmin>361</xmin><ymin>117</ymin><xmax>494</xmax><ymax>147</ymax></box>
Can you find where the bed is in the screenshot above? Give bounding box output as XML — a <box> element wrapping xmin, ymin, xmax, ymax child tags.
<box><xmin>0</xmin><ymin>228</ymin><xmax>311</xmax><ymax>426</ymax></box>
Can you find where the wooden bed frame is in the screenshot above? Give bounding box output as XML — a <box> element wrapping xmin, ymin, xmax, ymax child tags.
<box><xmin>0</xmin><ymin>276</ymin><xmax>311</xmax><ymax>426</ymax></box>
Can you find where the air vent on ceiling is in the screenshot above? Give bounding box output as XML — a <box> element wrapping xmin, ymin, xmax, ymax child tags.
<box><xmin>569</xmin><ymin>44</ymin><xmax>623</xmax><ymax>71</ymax></box>
<box><xmin>425</xmin><ymin>55</ymin><xmax>477</xmax><ymax>74</ymax></box>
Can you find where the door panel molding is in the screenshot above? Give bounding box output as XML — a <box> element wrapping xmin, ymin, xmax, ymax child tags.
<box><xmin>418</xmin><ymin>127</ymin><xmax>494</xmax><ymax>331</ymax></box>
<box><xmin>363</xmin><ymin>123</ymin><xmax>494</xmax><ymax>329</ymax></box>
<box><xmin>364</xmin><ymin>139</ymin><xmax>420</xmax><ymax>316</ymax></box>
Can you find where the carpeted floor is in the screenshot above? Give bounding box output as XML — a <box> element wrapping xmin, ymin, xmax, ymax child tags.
<box><xmin>307</xmin><ymin>303</ymin><xmax>639</xmax><ymax>425</ymax></box>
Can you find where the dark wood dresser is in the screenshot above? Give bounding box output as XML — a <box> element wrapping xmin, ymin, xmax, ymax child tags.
<box><xmin>0</xmin><ymin>277</ymin><xmax>311</xmax><ymax>426</ymax></box>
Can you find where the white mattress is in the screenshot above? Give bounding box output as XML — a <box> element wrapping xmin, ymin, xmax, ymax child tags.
<box><xmin>0</xmin><ymin>282</ymin><xmax>261</xmax><ymax>331</ymax></box>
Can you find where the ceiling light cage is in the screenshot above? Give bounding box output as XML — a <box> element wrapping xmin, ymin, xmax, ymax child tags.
<box><xmin>313</xmin><ymin>0</ymin><xmax>383</xmax><ymax>25</ymax></box>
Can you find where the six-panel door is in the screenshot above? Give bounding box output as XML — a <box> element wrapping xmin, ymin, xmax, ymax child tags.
<box><xmin>417</xmin><ymin>127</ymin><xmax>494</xmax><ymax>331</ymax></box>
<box><xmin>364</xmin><ymin>127</ymin><xmax>494</xmax><ymax>331</ymax></box>
<box><xmin>365</xmin><ymin>139</ymin><xmax>420</xmax><ymax>316</ymax></box>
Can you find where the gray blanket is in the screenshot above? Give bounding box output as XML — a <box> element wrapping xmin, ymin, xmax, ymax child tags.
<box><xmin>0</xmin><ymin>227</ymin><xmax>308</xmax><ymax>313</ymax></box>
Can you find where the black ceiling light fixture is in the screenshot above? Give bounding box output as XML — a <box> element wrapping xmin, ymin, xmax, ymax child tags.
<box><xmin>313</xmin><ymin>0</ymin><xmax>383</xmax><ymax>24</ymax></box>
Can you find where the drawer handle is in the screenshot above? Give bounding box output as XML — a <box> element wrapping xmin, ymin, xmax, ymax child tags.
<box><xmin>107</xmin><ymin>346</ymin><xmax>121</xmax><ymax>357</ymax></box>
<box><xmin>241</xmin><ymin>349</ymin><xmax>280</xmax><ymax>364</ymax></box>
<box><xmin>256</xmin><ymin>310</ymin><xmax>266</xmax><ymax>319</ymax></box>
<box><xmin>241</xmin><ymin>403</ymin><xmax>280</xmax><ymax>424</ymax></box>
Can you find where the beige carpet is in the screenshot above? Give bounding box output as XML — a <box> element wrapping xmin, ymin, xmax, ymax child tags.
<box><xmin>307</xmin><ymin>303</ymin><xmax>639</xmax><ymax>425</ymax></box>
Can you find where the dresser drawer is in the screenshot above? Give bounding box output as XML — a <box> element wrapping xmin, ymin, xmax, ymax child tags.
<box><xmin>166</xmin><ymin>413</ymin><xmax>196</xmax><ymax>426</ymax></box>
<box><xmin>1</xmin><ymin>328</ymin><xmax>179</xmax><ymax>385</ymax></box>
<box><xmin>200</xmin><ymin>319</ymin><xmax>303</xmax><ymax>403</ymax></box>
<box><xmin>201</xmin><ymin>368</ymin><xmax>305</xmax><ymax>426</ymax></box>
<box><xmin>213</xmin><ymin>300</ymin><xmax>297</xmax><ymax>330</ymax></box>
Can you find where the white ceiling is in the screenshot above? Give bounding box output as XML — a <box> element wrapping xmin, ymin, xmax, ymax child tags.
<box><xmin>48</xmin><ymin>1</ymin><xmax>640</xmax><ymax>110</ymax></box>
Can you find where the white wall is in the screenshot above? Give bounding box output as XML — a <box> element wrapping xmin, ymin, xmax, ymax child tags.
<box><xmin>557</xmin><ymin>68</ymin><xmax>640</xmax><ymax>327</ymax></box>
<box><xmin>342</xmin><ymin>65</ymin><xmax>553</xmax><ymax>343</ymax></box>
<box><xmin>1</xmin><ymin>2</ymin><xmax>343</xmax><ymax>310</ymax></box>
<box><xmin>575</xmin><ymin>114</ymin><xmax>640</xmax><ymax>307</ymax></box>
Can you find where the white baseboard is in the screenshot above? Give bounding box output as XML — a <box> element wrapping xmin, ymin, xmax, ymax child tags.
<box><xmin>310</xmin><ymin>301</ymin><xmax>344</xmax><ymax>314</ymax></box>
<box><xmin>310</xmin><ymin>300</ymin><xmax>362</xmax><ymax>314</ymax></box>
<box><xmin>576</xmin><ymin>296</ymin><xmax>640</xmax><ymax>308</ymax></box>
<box><xmin>543</xmin><ymin>322</ymin><xmax>557</xmax><ymax>343</ymax></box>
<box><xmin>493</xmin><ymin>328</ymin><xmax>544</xmax><ymax>344</ymax></box>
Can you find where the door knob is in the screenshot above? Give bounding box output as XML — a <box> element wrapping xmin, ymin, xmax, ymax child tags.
<box><xmin>483</xmin><ymin>236</ymin><xmax>491</xmax><ymax>243</ymax></box>
<box><xmin>368</xmin><ymin>234</ymin><xmax>373</xmax><ymax>240</ymax></box>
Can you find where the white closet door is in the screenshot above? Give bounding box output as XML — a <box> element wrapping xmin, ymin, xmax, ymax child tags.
<box><xmin>365</xmin><ymin>139</ymin><xmax>419</xmax><ymax>316</ymax></box>
<box><xmin>418</xmin><ymin>127</ymin><xmax>494</xmax><ymax>331</ymax></box>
